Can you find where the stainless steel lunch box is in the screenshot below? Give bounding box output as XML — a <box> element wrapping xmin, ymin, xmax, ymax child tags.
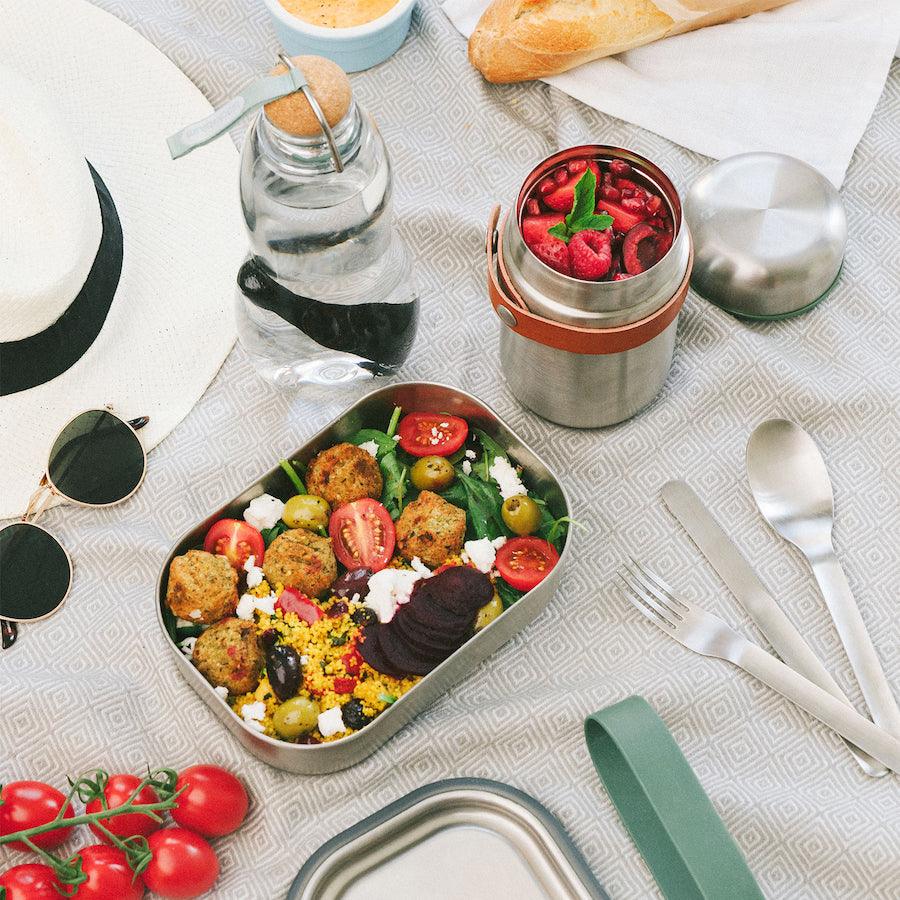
<box><xmin>488</xmin><ymin>145</ymin><xmax>693</xmax><ymax>429</ymax></box>
<box><xmin>156</xmin><ymin>382</ymin><xmax>570</xmax><ymax>774</ymax></box>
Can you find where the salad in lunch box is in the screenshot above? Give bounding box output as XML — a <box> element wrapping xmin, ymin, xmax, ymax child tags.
<box><xmin>162</xmin><ymin>408</ymin><xmax>569</xmax><ymax>745</ymax></box>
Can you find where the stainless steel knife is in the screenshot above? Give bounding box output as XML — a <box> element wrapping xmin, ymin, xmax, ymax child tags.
<box><xmin>661</xmin><ymin>479</ymin><xmax>888</xmax><ymax>778</ymax></box>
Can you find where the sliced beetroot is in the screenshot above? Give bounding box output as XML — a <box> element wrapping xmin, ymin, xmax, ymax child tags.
<box><xmin>622</xmin><ymin>223</ymin><xmax>665</xmax><ymax>275</ymax></box>
<box><xmin>358</xmin><ymin>626</ymin><xmax>410</xmax><ymax>679</ymax></box>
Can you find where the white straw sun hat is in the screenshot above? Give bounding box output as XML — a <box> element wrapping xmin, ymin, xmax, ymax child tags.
<box><xmin>0</xmin><ymin>0</ymin><xmax>245</xmax><ymax>519</ymax></box>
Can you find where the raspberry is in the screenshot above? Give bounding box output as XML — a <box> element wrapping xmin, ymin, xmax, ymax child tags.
<box><xmin>531</xmin><ymin>238</ymin><xmax>572</xmax><ymax>276</ymax></box>
<box><xmin>568</xmin><ymin>229</ymin><xmax>612</xmax><ymax>281</ymax></box>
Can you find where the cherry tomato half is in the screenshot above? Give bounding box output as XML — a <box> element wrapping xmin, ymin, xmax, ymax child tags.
<box><xmin>143</xmin><ymin>829</ymin><xmax>218</xmax><ymax>900</ymax></box>
<box><xmin>203</xmin><ymin>519</ymin><xmax>265</xmax><ymax>569</ymax></box>
<box><xmin>0</xmin><ymin>864</ymin><xmax>62</xmax><ymax>900</ymax></box>
<box><xmin>171</xmin><ymin>766</ymin><xmax>248</xmax><ymax>838</ymax></box>
<box><xmin>397</xmin><ymin>413</ymin><xmax>468</xmax><ymax>458</ymax></box>
<box><xmin>86</xmin><ymin>774</ymin><xmax>160</xmax><ymax>843</ymax></box>
<box><xmin>0</xmin><ymin>781</ymin><xmax>75</xmax><ymax>852</ymax></box>
<box><xmin>495</xmin><ymin>537</ymin><xmax>559</xmax><ymax>592</ymax></box>
<box><xmin>70</xmin><ymin>845</ymin><xmax>144</xmax><ymax>899</ymax></box>
<box><xmin>275</xmin><ymin>588</ymin><xmax>323</xmax><ymax>625</ymax></box>
<box><xmin>329</xmin><ymin>499</ymin><xmax>395</xmax><ymax>573</ymax></box>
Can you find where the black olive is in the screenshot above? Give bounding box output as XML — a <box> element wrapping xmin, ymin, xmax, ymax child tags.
<box><xmin>350</xmin><ymin>607</ymin><xmax>378</xmax><ymax>627</ymax></box>
<box><xmin>342</xmin><ymin>699</ymin><xmax>372</xmax><ymax>731</ymax></box>
<box><xmin>333</xmin><ymin>568</ymin><xmax>373</xmax><ymax>600</ymax></box>
<box><xmin>265</xmin><ymin>641</ymin><xmax>302</xmax><ymax>702</ymax></box>
<box><xmin>327</xmin><ymin>601</ymin><xmax>349</xmax><ymax>618</ymax></box>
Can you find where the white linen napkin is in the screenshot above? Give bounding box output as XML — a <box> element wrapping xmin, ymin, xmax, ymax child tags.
<box><xmin>442</xmin><ymin>0</ymin><xmax>900</xmax><ymax>186</ymax></box>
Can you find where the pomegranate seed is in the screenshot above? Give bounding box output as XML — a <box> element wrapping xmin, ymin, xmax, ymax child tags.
<box><xmin>553</xmin><ymin>168</ymin><xmax>568</xmax><ymax>185</ymax></box>
<box><xmin>610</xmin><ymin>159</ymin><xmax>631</xmax><ymax>176</ymax></box>
<box><xmin>600</xmin><ymin>185</ymin><xmax>620</xmax><ymax>201</ymax></box>
<box><xmin>620</xmin><ymin>189</ymin><xmax>635</xmax><ymax>199</ymax></box>
<box><xmin>525</xmin><ymin>199</ymin><xmax>541</xmax><ymax>216</ymax></box>
<box><xmin>621</xmin><ymin>196</ymin><xmax>645</xmax><ymax>213</ymax></box>
<box><xmin>538</xmin><ymin>178</ymin><xmax>556</xmax><ymax>196</ymax></box>
<box><xmin>645</xmin><ymin>195</ymin><xmax>662</xmax><ymax>215</ymax></box>
<box><xmin>567</xmin><ymin>159</ymin><xmax>588</xmax><ymax>175</ymax></box>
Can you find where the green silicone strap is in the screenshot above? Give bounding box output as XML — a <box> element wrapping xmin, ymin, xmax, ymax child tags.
<box><xmin>584</xmin><ymin>697</ymin><xmax>764</xmax><ymax>900</ymax></box>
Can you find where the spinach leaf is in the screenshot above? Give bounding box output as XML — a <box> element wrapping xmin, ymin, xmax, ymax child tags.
<box><xmin>261</xmin><ymin>521</ymin><xmax>288</xmax><ymax>545</ymax></box>
<box><xmin>456</xmin><ymin>472</ymin><xmax>506</xmax><ymax>540</ymax></box>
<box><xmin>349</xmin><ymin>428</ymin><xmax>397</xmax><ymax>457</ymax></box>
<box><xmin>495</xmin><ymin>579</ymin><xmax>525</xmax><ymax>609</ymax></box>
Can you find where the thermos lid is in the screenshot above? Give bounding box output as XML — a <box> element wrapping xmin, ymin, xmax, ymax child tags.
<box><xmin>264</xmin><ymin>55</ymin><xmax>351</xmax><ymax>137</ymax></box>
<box><xmin>685</xmin><ymin>152</ymin><xmax>847</xmax><ymax>320</ymax></box>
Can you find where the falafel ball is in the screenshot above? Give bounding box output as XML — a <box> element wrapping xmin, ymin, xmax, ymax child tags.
<box><xmin>263</xmin><ymin>528</ymin><xmax>338</xmax><ymax>597</ymax></box>
<box><xmin>306</xmin><ymin>442</ymin><xmax>383</xmax><ymax>508</ymax></box>
<box><xmin>166</xmin><ymin>549</ymin><xmax>238</xmax><ymax>624</ymax></box>
<box><xmin>192</xmin><ymin>617</ymin><xmax>263</xmax><ymax>695</ymax></box>
<box><xmin>395</xmin><ymin>490</ymin><xmax>466</xmax><ymax>567</ymax></box>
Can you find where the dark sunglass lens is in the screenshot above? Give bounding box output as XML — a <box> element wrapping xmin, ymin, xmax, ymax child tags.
<box><xmin>48</xmin><ymin>410</ymin><xmax>145</xmax><ymax>506</ymax></box>
<box><xmin>0</xmin><ymin>523</ymin><xmax>71</xmax><ymax>621</ymax></box>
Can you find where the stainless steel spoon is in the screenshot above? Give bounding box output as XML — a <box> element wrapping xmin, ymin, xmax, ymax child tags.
<box><xmin>746</xmin><ymin>419</ymin><xmax>900</xmax><ymax>739</ymax></box>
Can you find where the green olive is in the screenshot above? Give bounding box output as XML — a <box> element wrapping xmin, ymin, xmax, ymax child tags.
<box><xmin>410</xmin><ymin>456</ymin><xmax>456</xmax><ymax>492</ymax></box>
<box><xmin>283</xmin><ymin>494</ymin><xmax>330</xmax><ymax>530</ymax></box>
<box><xmin>501</xmin><ymin>494</ymin><xmax>541</xmax><ymax>536</ymax></box>
<box><xmin>273</xmin><ymin>695</ymin><xmax>320</xmax><ymax>739</ymax></box>
<box><xmin>474</xmin><ymin>593</ymin><xmax>503</xmax><ymax>631</ymax></box>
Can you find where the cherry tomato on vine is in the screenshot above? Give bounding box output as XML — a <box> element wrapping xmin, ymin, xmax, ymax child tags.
<box><xmin>495</xmin><ymin>537</ymin><xmax>559</xmax><ymax>591</ymax></box>
<box><xmin>171</xmin><ymin>766</ymin><xmax>248</xmax><ymax>838</ymax></box>
<box><xmin>203</xmin><ymin>519</ymin><xmax>265</xmax><ymax>569</ymax></box>
<box><xmin>0</xmin><ymin>781</ymin><xmax>74</xmax><ymax>852</ymax></box>
<box><xmin>396</xmin><ymin>413</ymin><xmax>468</xmax><ymax>457</ymax></box>
<box><xmin>0</xmin><ymin>864</ymin><xmax>62</xmax><ymax>900</ymax></box>
<box><xmin>143</xmin><ymin>829</ymin><xmax>218</xmax><ymax>899</ymax></box>
<box><xmin>86</xmin><ymin>774</ymin><xmax>160</xmax><ymax>843</ymax></box>
<box><xmin>69</xmin><ymin>845</ymin><xmax>144</xmax><ymax>899</ymax></box>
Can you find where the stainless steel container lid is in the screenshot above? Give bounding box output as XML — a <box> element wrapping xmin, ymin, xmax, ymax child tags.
<box><xmin>685</xmin><ymin>152</ymin><xmax>847</xmax><ymax>319</ymax></box>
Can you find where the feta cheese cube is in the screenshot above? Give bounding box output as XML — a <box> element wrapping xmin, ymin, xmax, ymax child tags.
<box><xmin>243</xmin><ymin>493</ymin><xmax>285</xmax><ymax>531</ymax></box>
<box><xmin>358</xmin><ymin>440</ymin><xmax>379</xmax><ymax>458</ymax></box>
<box><xmin>488</xmin><ymin>456</ymin><xmax>526</xmax><ymax>500</ymax></box>
<box><xmin>317</xmin><ymin>705</ymin><xmax>346</xmax><ymax>738</ymax></box>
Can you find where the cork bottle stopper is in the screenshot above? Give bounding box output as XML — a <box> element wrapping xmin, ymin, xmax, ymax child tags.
<box><xmin>264</xmin><ymin>55</ymin><xmax>352</xmax><ymax>137</ymax></box>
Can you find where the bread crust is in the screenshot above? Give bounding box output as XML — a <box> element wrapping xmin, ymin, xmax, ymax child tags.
<box><xmin>468</xmin><ymin>0</ymin><xmax>796</xmax><ymax>83</ymax></box>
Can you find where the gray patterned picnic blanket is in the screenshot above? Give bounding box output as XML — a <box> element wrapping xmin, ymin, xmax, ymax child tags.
<box><xmin>3</xmin><ymin>1</ymin><xmax>899</xmax><ymax>896</ymax></box>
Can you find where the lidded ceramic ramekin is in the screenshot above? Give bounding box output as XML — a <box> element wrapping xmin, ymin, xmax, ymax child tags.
<box><xmin>488</xmin><ymin>145</ymin><xmax>693</xmax><ymax>429</ymax></box>
<box><xmin>261</xmin><ymin>0</ymin><xmax>417</xmax><ymax>72</ymax></box>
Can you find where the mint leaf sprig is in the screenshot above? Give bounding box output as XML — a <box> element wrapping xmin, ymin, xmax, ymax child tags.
<box><xmin>547</xmin><ymin>167</ymin><xmax>613</xmax><ymax>244</ymax></box>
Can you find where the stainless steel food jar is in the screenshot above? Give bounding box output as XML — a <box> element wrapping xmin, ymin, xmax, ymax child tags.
<box><xmin>488</xmin><ymin>146</ymin><xmax>693</xmax><ymax>428</ymax></box>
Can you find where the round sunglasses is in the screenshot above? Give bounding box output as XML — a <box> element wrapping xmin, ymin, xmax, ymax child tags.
<box><xmin>0</xmin><ymin>409</ymin><xmax>148</xmax><ymax>647</ymax></box>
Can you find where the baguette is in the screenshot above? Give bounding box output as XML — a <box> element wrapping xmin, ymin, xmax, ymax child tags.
<box><xmin>468</xmin><ymin>0</ymin><xmax>798</xmax><ymax>83</ymax></box>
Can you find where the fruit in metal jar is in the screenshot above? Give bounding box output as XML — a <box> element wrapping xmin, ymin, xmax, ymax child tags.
<box><xmin>622</xmin><ymin>223</ymin><xmax>664</xmax><ymax>275</ymax></box>
<box><xmin>273</xmin><ymin>696</ymin><xmax>320</xmax><ymax>739</ymax></box>
<box><xmin>568</xmin><ymin>229</ymin><xmax>612</xmax><ymax>281</ymax></box>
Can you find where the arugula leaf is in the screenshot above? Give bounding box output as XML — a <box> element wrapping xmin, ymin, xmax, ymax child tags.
<box><xmin>546</xmin><ymin>167</ymin><xmax>614</xmax><ymax>244</ymax></box>
<box><xmin>495</xmin><ymin>579</ymin><xmax>525</xmax><ymax>609</ymax></box>
<box><xmin>279</xmin><ymin>459</ymin><xmax>306</xmax><ymax>494</ymax></box>
<box><xmin>380</xmin><ymin>451</ymin><xmax>408</xmax><ymax>519</ymax></box>
<box><xmin>472</xmin><ymin>428</ymin><xmax>507</xmax><ymax>482</ymax></box>
<box><xmin>533</xmin><ymin>497</ymin><xmax>572</xmax><ymax>552</ymax></box>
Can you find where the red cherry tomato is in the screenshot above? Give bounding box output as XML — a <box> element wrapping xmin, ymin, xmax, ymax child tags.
<box><xmin>143</xmin><ymin>829</ymin><xmax>218</xmax><ymax>900</ymax></box>
<box><xmin>170</xmin><ymin>766</ymin><xmax>248</xmax><ymax>838</ymax></box>
<box><xmin>70</xmin><ymin>845</ymin><xmax>144</xmax><ymax>899</ymax></box>
<box><xmin>86</xmin><ymin>774</ymin><xmax>160</xmax><ymax>843</ymax></box>
<box><xmin>0</xmin><ymin>864</ymin><xmax>62</xmax><ymax>900</ymax></box>
<box><xmin>397</xmin><ymin>413</ymin><xmax>468</xmax><ymax>457</ymax></box>
<box><xmin>275</xmin><ymin>588</ymin><xmax>323</xmax><ymax>624</ymax></box>
<box><xmin>0</xmin><ymin>781</ymin><xmax>75</xmax><ymax>852</ymax></box>
<box><xmin>329</xmin><ymin>499</ymin><xmax>395</xmax><ymax>572</ymax></box>
<box><xmin>495</xmin><ymin>537</ymin><xmax>559</xmax><ymax>591</ymax></box>
<box><xmin>203</xmin><ymin>519</ymin><xmax>265</xmax><ymax>569</ymax></box>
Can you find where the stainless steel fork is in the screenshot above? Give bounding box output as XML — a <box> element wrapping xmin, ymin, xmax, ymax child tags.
<box><xmin>618</xmin><ymin>560</ymin><xmax>900</xmax><ymax>774</ymax></box>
